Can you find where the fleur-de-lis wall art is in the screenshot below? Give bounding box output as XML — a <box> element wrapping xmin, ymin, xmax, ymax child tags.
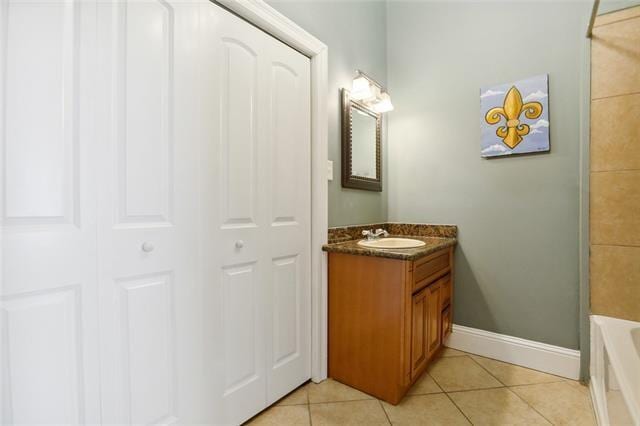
<box><xmin>479</xmin><ymin>74</ymin><xmax>550</xmax><ymax>158</ymax></box>
<box><xmin>485</xmin><ymin>86</ymin><xmax>543</xmax><ymax>149</ymax></box>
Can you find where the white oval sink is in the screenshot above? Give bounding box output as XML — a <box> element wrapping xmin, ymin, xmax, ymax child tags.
<box><xmin>357</xmin><ymin>238</ymin><xmax>426</xmax><ymax>249</ymax></box>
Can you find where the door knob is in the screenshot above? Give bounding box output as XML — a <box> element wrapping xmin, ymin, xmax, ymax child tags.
<box><xmin>235</xmin><ymin>240</ymin><xmax>244</xmax><ymax>249</ymax></box>
<box><xmin>141</xmin><ymin>242</ymin><xmax>155</xmax><ymax>253</ymax></box>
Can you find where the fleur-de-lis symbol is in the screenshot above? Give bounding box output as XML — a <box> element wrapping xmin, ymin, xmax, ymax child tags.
<box><xmin>484</xmin><ymin>86</ymin><xmax>543</xmax><ymax>149</ymax></box>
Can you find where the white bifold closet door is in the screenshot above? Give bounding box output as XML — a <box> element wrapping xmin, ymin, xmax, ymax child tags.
<box><xmin>94</xmin><ymin>1</ymin><xmax>206</xmax><ymax>424</ymax></box>
<box><xmin>200</xmin><ymin>3</ymin><xmax>312</xmax><ymax>425</ymax></box>
<box><xmin>1</xmin><ymin>0</ymin><xmax>310</xmax><ymax>424</ymax></box>
<box><xmin>0</xmin><ymin>0</ymin><xmax>101</xmax><ymax>423</ymax></box>
<box><xmin>0</xmin><ymin>0</ymin><xmax>104</xmax><ymax>423</ymax></box>
<box><xmin>1</xmin><ymin>0</ymin><xmax>209</xmax><ymax>423</ymax></box>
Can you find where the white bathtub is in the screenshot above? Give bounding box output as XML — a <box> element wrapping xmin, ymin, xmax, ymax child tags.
<box><xmin>591</xmin><ymin>315</ymin><xmax>640</xmax><ymax>425</ymax></box>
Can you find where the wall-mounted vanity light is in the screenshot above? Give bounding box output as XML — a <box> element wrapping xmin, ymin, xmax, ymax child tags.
<box><xmin>341</xmin><ymin>70</ymin><xmax>392</xmax><ymax>192</ymax></box>
<box><xmin>350</xmin><ymin>70</ymin><xmax>394</xmax><ymax>113</ymax></box>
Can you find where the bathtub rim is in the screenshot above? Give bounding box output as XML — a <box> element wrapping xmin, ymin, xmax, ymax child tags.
<box><xmin>590</xmin><ymin>314</ymin><xmax>639</xmax><ymax>425</ymax></box>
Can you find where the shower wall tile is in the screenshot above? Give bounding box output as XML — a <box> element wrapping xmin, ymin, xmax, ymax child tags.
<box><xmin>591</xmin><ymin>93</ymin><xmax>640</xmax><ymax>172</ymax></box>
<box><xmin>590</xmin><ymin>171</ymin><xmax>640</xmax><ymax>246</ymax></box>
<box><xmin>590</xmin><ymin>244</ymin><xmax>640</xmax><ymax>322</ymax></box>
<box><xmin>590</xmin><ymin>6</ymin><xmax>640</xmax><ymax>324</ymax></box>
<box><xmin>592</xmin><ymin>14</ymin><xmax>640</xmax><ymax>99</ymax></box>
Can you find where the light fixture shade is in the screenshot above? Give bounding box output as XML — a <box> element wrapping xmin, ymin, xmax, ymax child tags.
<box><xmin>351</xmin><ymin>76</ymin><xmax>373</xmax><ymax>101</ymax></box>
<box><xmin>373</xmin><ymin>92</ymin><xmax>394</xmax><ymax>113</ymax></box>
<box><xmin>368</xmin><ymin>85</ymin><xmax>381</xmax><ymax>102</ymax></box>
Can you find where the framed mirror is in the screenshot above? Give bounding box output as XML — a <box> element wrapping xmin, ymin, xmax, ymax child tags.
<box><xmin>341</xmin><ymin>88</ymin><xmax>382</xmax><ymax>191</ymax></box>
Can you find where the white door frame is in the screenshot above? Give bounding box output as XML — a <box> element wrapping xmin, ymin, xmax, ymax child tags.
<box><xmin>215</xmin><ymin>0</ymin><xmax>329</xmax><ymax>383</ymax></box>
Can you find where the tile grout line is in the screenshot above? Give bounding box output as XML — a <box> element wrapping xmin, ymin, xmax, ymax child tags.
<box><xmin>406</xmin><ymin>390</ymin><xmax>445</xmax><ymax>396</ymax></box>
<box><xmin>590</xmin><ymin>242</ymin><xmax>640</xmax><ymax>249</ymax></box>
<box><xmin>469</xmin><ymin>357</ymin><xmax>580</xmax><ymax>424</ymax></box>
<box><xmin>441</xmin><ymin>350</ymin><xmax>468</xmax><ymax>358</ymax></box>
<box><xmin>305</xmin><ymin>355</ymin><xmax>583</xmax><ymax>425</ymax></box>
<box><xmin>425</xmin><ymin>353</ymin><xmax>470</xmax><ymax>393</ymax></box>
<box><xmin>590</xmin><ymin>169</ymin><xmax>640</xmax><ymax>174</ymax></box>
<box><xmin>445</xmin><ymin>385</ymin><xmax>505</xmax><ymax>394</ymax></box>
<box><xmin>306</xmin><ymin>387</ymin><xmax>312</xmax><ymax>426</ymax></box>
<box><xmin>465</xmin><ymin>354</ymin><xmax>508</xmax><ymax>387</ymax></box>
<box><xmin>309</xmin><ymin>397</ymin><xmax>376</xmax><ymax>405</ymax></box>
<box><xmin>428</xmin><ymin>354</ymin><xmax>506</xmax><ymax>393</ymax></box>
<box><xmin>513</xmin><ymin>381</ymin><xmax>598</xmax><ymax>424</ymax></box>
<box><xmin>506</xmin><ymin>377</ymin><xmax>567</xmax><ymax>390</ymax></box>
<box><xmin>591</xmin><ymin>89</ymin><xmax>640</xmax><ymax>101</ymax></box>
<box><xmin>397</xmin><ymin>369</ymin><xmax>472</xmax><ymax>426</ymax></box>
<box><xmin>442</xmin><ymin>391</ymin><xmax>474</xmax><ymax>425</ymax></box>
<box><xmin>377</xmin><ymin>399</ymin><xmax>392</xmax><ymax>425</ymax></box>
<box><xmin>504</xmin><ymin>386</ymin><xmax>555</xmax><ymax>425</ymax></box>
<box><xmin>440</xmin><ymin>358</ymin><xmax>556</xmax><ymax>426</ymax></box>
<box><xmin>464</xmin><ymin>352</ymin><xmax>567</xmax><ymax>381</ymax></box>
<box><xmin>465</xmin><ymin>353</ymin><xmax>565</xmax><ymax>387</ymax></box>
<box><xmin>593</xmin><ymin>13</ymin><xmax>640</xmax><ymax>29</ymax></box>
<box><xmin>426</xmin><ymin>370</ymin><xmax>446</xmax><ymax>393</ymax></box>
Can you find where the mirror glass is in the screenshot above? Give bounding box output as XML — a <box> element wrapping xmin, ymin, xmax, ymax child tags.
<box><xmin>350</xmin><ymin>108</ymin><xmax>378</xmax><ymax>179</ymax></box>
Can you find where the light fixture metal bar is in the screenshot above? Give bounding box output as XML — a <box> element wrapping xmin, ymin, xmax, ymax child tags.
<box><xmin>355</xmin><ymin>69</ymin><xmax>386</xmax><ymax>91</ymax></box>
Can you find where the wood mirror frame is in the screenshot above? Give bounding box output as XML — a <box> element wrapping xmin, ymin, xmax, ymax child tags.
<box><xmin>341</xmin><ymin>88</ymin><xmax>382</xmax><ymax>192</ymax></box>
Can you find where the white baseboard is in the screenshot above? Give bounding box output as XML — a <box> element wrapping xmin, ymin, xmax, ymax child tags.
<box><xmin>445</xmin><ymin>324</ymin><xmax>581</xmax><ymax>380</ymax></box>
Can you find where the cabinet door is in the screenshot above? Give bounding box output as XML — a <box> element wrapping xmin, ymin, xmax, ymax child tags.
<box><xmin>410</xmin><ymin>287</ymin><xmax>429</xmax><ymax>378</ymax></box>
<box><xmin>427</xmin><ymin>282</ymin><xmax>442</xmax><ymax>359</ymax></box>
<box><xmin>440</xmin><ymin>274</ymin><xmax>452</xmax><ymax>310</ymax></box>
<box><xmin>442</xmin><ymin>306</ymin><xmax>452</xmax><ymax>342</ymax></box>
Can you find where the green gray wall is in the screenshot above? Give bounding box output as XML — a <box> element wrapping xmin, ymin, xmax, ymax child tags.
<box><xmin>268</xmin><ymin>0</ymin><xmax>389</xmax><ymax>227</ymax></box>
<box><xmin>272</xmin><ymin>0</ymin><xmax>591</xmax><ymax>352</ymax></box>
<box><xmin>386</xmin><ymin>1</ymin><xmax>591</xmax><ymax>350</ymax></box>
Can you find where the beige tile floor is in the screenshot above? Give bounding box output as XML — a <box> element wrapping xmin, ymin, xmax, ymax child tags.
<box><xmin>245</xmin><ymin>348</ymin><xmax>597</xmax><ymax>425</ymax></box>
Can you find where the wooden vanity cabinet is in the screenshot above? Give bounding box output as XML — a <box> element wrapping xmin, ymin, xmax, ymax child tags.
<box><xmin>328</xmin><ymin>247</ymin><xmax>454</xmax><ymax>405</ymax></box>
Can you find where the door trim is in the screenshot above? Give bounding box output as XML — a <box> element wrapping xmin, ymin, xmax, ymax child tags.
<box><xmin>214</xmin><ymin>0</ymin><xmax>329</xmax><ymax>383</ymax></box>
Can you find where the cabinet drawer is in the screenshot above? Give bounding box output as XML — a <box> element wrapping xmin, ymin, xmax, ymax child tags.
<box><xmin>413</xmin><ymin>251</ymin><xmax>450</xmax><ymax>293</ymax></box>
<box><xmin>440</xmin><ymin>274</ymin><xmax>451</xmax><ymax>309</ymax></box>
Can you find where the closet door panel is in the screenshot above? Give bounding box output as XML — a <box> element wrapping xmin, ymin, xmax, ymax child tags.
<box><xmin>116</xmin><ymin>273</ymin><xmax>176</xmax><ymax>425</ymax></box>
<box><xmin>221</xmin><ymin>263</ymin><xmax>260</xmax><ymax>391</ymax></box>
<box><xmin>1</xmin><ymin>288</ymin><xmax>83</xmax><ymax>424</ymax></box>
<box><xmin>117</xmin><ymin>0</ymin><xmax>173</xmax><ymax>224</ymax></box>
<box><xmin>219</xmin><ymin>39</ymin><xmax>259</xmax><ymax>228</ymax></box>
<box><xmin>96</xmin><ymin>1</ymin><xmax>204</xmax><ymax>423</ymax></box>
<box><xmin>265</xmin><ymin>43</ymin><xmax>311</xmax><ymax>404</ymax></box>
<box><xmin>201</xmin><ymin>4</ymin><xmax>268</xmax><ymax>424</ymax></box>
<box><xmin>3</xmin><ymin>0</ymin><xmax>75</xmax><ymax>223</ymax></box>
<box><xmin>1</xmin><ymin>1</ymin><xmax>101</xmax><ymax>423</ymax></box>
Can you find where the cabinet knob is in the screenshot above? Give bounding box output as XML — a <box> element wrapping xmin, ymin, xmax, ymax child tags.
<box><xmin>235</xmin><ymin>240</ymin><xmax>244</xmax><ymax>249</ymax></box>
<box><xmin>141</xmin><ymin>242</ymin><xmax>154</xmax><ymax>253</ymax></box>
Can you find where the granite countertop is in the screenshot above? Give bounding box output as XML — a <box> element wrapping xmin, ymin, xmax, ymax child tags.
<box><xmin>322</xmin><ymin>235</ymin><xmax>457</xmax><ymax>261</ymax></box>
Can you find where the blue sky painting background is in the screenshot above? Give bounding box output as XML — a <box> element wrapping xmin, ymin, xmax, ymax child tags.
<box><xmin>479</xmin><ymin>74</ymin><xmax>550</xmax><ymax>157</ymax></box>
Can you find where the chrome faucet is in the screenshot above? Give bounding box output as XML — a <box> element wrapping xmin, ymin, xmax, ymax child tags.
<box><xmin>362</xmin><ymin>228</ymin><xmax>389</xmax><ymax>240</ymax></box>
